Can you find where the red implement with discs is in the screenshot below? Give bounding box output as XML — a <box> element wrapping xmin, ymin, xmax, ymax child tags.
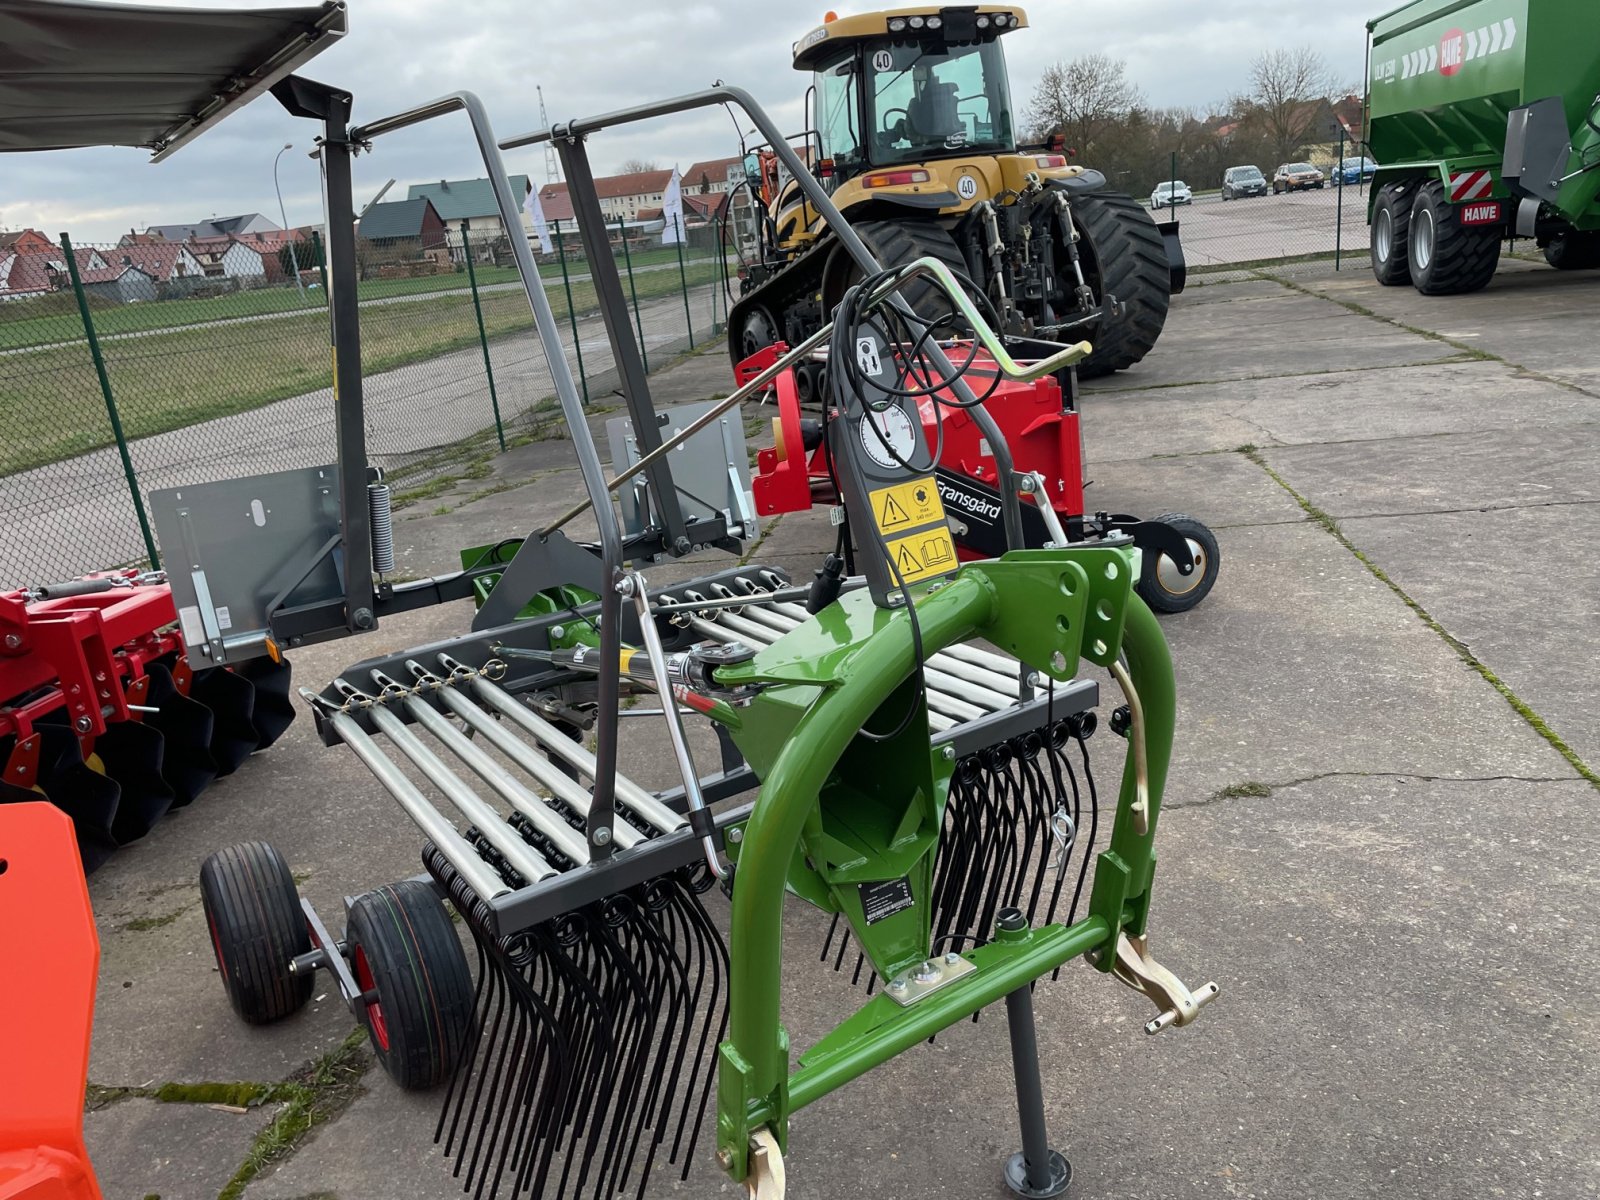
<box><xmin>0</xmin><ymin>802</ymin><xmax>102</xmax><ymax>1200</ymax></box>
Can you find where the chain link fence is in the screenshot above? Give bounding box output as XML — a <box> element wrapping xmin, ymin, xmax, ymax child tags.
<box><xmin>0</xmin><ymin>216</ymin><xmax>734</xmax><ymax>583</ymax></box>
<box><xmin>1145</xmin><ymin>133</ymin><xmax>1377</xmax><ymax>283</ymax></box>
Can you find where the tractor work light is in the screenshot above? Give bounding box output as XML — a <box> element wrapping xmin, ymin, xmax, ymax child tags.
<box><xmin>926</xmin><ymin>14</ymin><xmax>942</xmax><ymax>27</ymax></box>
<box><xmin>909</xmin><ymin>15</ymin><xmax>925</xmax><ymax>28</ymax></box>
<box><xmin>1035</xmin><ymin>154</ymin><xmax>1068</xmax><ymax>168</ymax></box>
<box><xmin>863</xmin><ymin>168</ymin><xmax>932</xmax><ymax>188</ymax></box>
<box><xmin>888</xmin><ymin>15</ymin><xmax>906</xmax><ymax>30</ymax></box>
<box><xmin>977</xmin><ymin>15</ymin><xmax>991</xmax><ymax>28</ymax></box>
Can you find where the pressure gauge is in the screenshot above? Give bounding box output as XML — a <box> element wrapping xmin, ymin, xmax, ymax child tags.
<box><xmin>859</xmin><ymin>404</ymin><xmax>917</xmax><ymax>470</ymax></box>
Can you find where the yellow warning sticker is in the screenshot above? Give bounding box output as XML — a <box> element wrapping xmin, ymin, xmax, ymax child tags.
<box><xmin>870</xmin><ymin>476</ymin><xmax>945</xmax><ymax>533</ymax></box>
<box><xmin>886</xmin><ymin>527</ymin><xmax>959</xmax><ymax>584</ymax></box>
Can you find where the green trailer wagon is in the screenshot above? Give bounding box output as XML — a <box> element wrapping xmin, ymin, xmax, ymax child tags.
<box><xmin>1364</xmin><ymin>0</ymin><xmax>1600</xmax><ymax>292</ymax></box>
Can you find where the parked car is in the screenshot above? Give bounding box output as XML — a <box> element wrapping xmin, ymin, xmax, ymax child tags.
<box><xmin>1150</xmin><ymin>180</ymin><xmax>1193</xmax><ymax>209</ymax></box>
<box><xmin>1336</xmin><ymin>155</ymin><xmax>1378</xmax><ymax>184</ymax></box>
<box><xmin>1272</xmin><ymin>162</ymin><xmax>1326</xmax><ymax>193</ymax></box>
<box><xmin>1221</xmin><ymin>165</ymin><xmax>1268</xmax><ymax>199</ymax></box>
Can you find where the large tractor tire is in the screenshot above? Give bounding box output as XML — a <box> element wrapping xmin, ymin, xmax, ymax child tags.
<box><xmin>1407</xmin><ymin>181</ymin><xmax>1500</xmax><ymax>295</ymax></box>
<box><xmin>1069</xmin><ymin>191</ymin><xmax>1172</xmax><ymax>379</ymax></box>
<box><xmin>1543</xmin><ymin>229</ymin><xmax>1600</xmax><ymax>270</ymax></box>
<box><xmin>1370</xmin><ymin>183</ymin><xmax>1412</xmax><ymax>286</ymax></box>
<box><xmin>819</xmin><ymin>218</ymin><xmax>972</xmax><ymax>324</ymax></box>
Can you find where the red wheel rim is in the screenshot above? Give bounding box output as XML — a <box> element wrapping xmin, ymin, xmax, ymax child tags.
<box><xmin>206</xmin><ymin>910</ymin><xmax>229</xmax><ymax>981</ymax></box>
<box><xmin>353</xmin><ymin>945</ymin><xmax>389</xmax><ymax>1051</ymax></box>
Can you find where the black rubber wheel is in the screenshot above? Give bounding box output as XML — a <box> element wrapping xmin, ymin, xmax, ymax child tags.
<box><xmin>1370</xmin><ymin>183</ymin><xmax>1413</xmax><ymax>286</ymax></box>
<box><xmin>819</xmin><ymin>218</ymin><xmax>971</xmax><ymax>326</ymax></box>
<box><xmin>345</xmin><ymin>880</ymin><xmax>474</xmax><ymax>1090</ymax></box>
<box><xmin>1408</xmin><ymin>181</ymin><xmax>1500</xmax><ymax>295</ymax></box>
<box><xmin>1135</xmin><ymin>513</ymin><xmax>1220</xmax><ymax>615</ymax></box>
<box><xmin>1070</xmin><ymin>191</ymin><xmax>1172</xmax><ymax>379</ymax></box>
<box><xmin>1543</xmin><ymin>230</ymin><xmax>1600</xmax><ymax>270</ymax></box>
<box><xmin>200</xmin><ymin>841</ymin><xmax>313</xmax><ymax>1024</ymax></box>
<box><xmin>738</xmin><ymin>304</ymin><xmax>780</xmax><ymax>359</ymax></box>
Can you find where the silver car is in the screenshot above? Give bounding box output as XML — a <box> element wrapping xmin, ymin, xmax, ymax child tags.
<box><xmin>1150</xmin><ymin>180</ymin><xmax>1193</xmax><ymax>209</ymax></box>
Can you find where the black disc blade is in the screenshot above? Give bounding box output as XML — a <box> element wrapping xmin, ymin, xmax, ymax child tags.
<box><xmin>33</xmin><ymin>722</ymin><xmax>121</xmax><ymax>872</ymax></box>
<box><xmin>143</xmin><ymin>661</ymin><xmax>218</xmax><ymax>806</ymax></box>
<box><xmin>234</xmin><ymin>656</ymin><xmax>295</xmax><ymax>749</ymax></box>
<box><xmin>189</xmin><ymin>666</ymin><xmax>260</xmax><ymax>776</ymax></box>
<box><xmin>93</xmin><ymin>719</ymin><xmax>175</xmax><ymax>843</ymax></box>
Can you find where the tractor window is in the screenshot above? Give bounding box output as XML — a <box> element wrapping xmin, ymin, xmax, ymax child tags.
<box><xmin>866</xmin><ymin>39</ymin><xmax>1013</xmax><ymax>164</ymax></box>
<box><xmin>817</xmin><ymin>57</ymin><xmax>865</xmax><ymax>175</ymax></box>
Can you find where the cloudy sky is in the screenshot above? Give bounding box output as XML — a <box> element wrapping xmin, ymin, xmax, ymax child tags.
<box><xmin>2</xmin><ymin>0</ymin><xmax>1368</xmax><ymax>244</ymax></box>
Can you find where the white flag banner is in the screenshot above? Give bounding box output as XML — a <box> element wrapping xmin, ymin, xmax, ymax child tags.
<box><xmin>661</xmin><ymin>165</ymin><xmax>684</xmax><ymax>244</ymax></box>
<box><xmin>524</xmin><ymin>183</ymin><xmax>551</xmax><ymax>252</ymax></box>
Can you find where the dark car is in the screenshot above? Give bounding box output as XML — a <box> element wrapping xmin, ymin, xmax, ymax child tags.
<box><xmin>1273</xmin><ymin>162</ymin><xmax>1326</xmax><ymax>193</ymax></box>
<box><xmin>1221</xmin><ymin>165</ymin><xmax>1268</xmax><ymax>199</ymax></box>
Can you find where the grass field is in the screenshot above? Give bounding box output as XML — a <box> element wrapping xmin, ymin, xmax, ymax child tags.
<box><xmin>0</xmin><ymin>255</ymin><xmax>728</xmax><ymax>477</ymax></box>
<box><xmin>0</xmin><ymin>246</ymin><xmax>728</xmax><ymax>353</ymax></box>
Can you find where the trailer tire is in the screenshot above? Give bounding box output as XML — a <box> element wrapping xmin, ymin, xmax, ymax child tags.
<box><xmin>1136</xmin><ymin>514</ymin><xmax>1220</xmax><ymax>615</ymax></box>
<box><xmin>1408</xmin><ymin>181</ymin><xmax>1500</xmax><ymax>295</ymax></box>
<box><xmin>1542</xmin><ymin>230</ymin><xmax>1600</xmax><ymax>271</ymax></box>
<box><xmin>1070</xmin><ymin>191</ymin><xmax>1172</xmax><ymax>378</ymax></box>
<box><xmin>345</xmin><ymin>880</ymin><xmax>474</xmax><ymax>1091</ymax></box>
<box><xmin>1370</xmin><ymin>184</ymin><xmax>1412</xmax><ymax>286</ymax></box>
<box><xmin>200</xmin><ymin>841</ymin><xmax>313</xmax><ymax>1025</ymax></box>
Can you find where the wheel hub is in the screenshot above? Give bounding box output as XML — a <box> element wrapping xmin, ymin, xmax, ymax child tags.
<box><xmin>1155</xmin><ymin>539</ymin><xmax>1208</xmax><ymax>596</ymax></box>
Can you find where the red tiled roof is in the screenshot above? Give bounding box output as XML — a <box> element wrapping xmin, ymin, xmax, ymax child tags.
<box><xmin>682</xmin><ymin>156</ymin><xmax>742</xmax><ymax>187</ymax></box>
<box><xmin>538</xmin><ymin>168</ymin><xmax>674</xmax><ymax>203</ymax></box>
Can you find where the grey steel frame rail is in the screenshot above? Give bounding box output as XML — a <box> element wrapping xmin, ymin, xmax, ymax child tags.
<box><xmin>500</xmin><ymin>83</ymin><xmax>1029</xmax><ymax>551</ymax></box>
<box><xmin>347</xmin><ymin>91</ymin><xmax>629</xmax><ymax>860</ymax></box>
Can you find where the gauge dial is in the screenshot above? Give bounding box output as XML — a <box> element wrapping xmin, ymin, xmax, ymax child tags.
<box><xmin>860</xmin><ymin>404</ymin><xmax>917</xmax><ymax>470</ymax></box>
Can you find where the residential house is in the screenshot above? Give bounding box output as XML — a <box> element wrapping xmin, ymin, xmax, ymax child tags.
<box><xmin>358</xmin><ymin>197</ymin><xmax>447</xmax><ymax>250</ymax></box>
<box><xmin>77</xmin><ymin>263</ymin><xmax>158</xmax><ymax>303</ymax></box>
<box><xmin>682</xmin><ymin>156</ymin><xmax>744</xmax><ymax>197</ymax></box>
<box><xmin>637</xmin><ymin>191</ymin><xmax>728</xmax><ymax>232</ymax></box>
<box><xmin>406</xmin><ymin>175</ymin><xmax>533</xmax><ymax>246</ymax></box>
<box><xmin>105</xmin><ymin>241</ymin><xmax>207</xmax><ymax>286</ymax></box>
<box><xmin>534</xmin><ymin>168</ymin><xmax>675</xmax><ymax>224</ymax></box>
<box><xmin>0</xmin><ymin>230</ymin><xmax>110</xmax><ymax>300</ymax></box>
<box><xmin>143</xmin><ymin>213</ymin><xmax>282</xmax><ymax>242</ymax></box>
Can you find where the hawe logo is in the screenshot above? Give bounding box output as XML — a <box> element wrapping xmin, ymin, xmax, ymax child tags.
<box><xmin>1439</xmin><ymin>28</ymin><xmax>1465</xmax><ymax>76</ymax></box>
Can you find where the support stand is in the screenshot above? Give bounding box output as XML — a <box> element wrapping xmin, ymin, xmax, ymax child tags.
<box><xmin>998</xmin><ymin>909</ymin><xmax>1072</xmax><ymax>1199</ymax></box>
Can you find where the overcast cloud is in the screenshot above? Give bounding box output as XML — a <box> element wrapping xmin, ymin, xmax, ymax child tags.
<box><xmin>1</xmin><ymin>0</ymin><xmax>1369</xmax><ymax>243</ymax></box>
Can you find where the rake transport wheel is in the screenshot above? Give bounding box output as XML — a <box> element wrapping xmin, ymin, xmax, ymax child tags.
<box><xmin>1070</xmin><ymin>191</ymin><xmax>1172</xmax><ymax>379</ymax></box>
<box><xmin>1135</xmin><ymin>514</ymin><xmax>1220</xmax><ymax>615</ymax></box>
<box><xmin>345</xmin><ymin>880</ymin><xmax>474</xmax><ymax>1090</ymax></box>
<box><xmin>1407</xmin><ymin>180</ymin><xmax>1501</xmax><ymax>295</ymax></box>
<box><xmin>201</xmin><ymin>841</ymin><xmax>314</xmax><ymax>1024</ymax></box>
<box><xmin>1370</xmin><ymin>183</ymin><xmax>1413</xmax><ymax>286</ymax></box>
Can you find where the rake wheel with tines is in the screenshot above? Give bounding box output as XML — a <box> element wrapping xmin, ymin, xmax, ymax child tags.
<box><xmin>184</xmin><ymin>80</ymin><xmax>1218</xmax><ymax>1200</ymax></box>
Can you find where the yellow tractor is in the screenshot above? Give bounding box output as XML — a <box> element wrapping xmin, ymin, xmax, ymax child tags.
<box><xmin>728</xmin><ymin>4</ymin><xmax>1185</xmax><ymax>380</ymax></box>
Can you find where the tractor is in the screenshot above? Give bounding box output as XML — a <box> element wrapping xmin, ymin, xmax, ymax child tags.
<box><xmin>728</xmin><ymin>4</ymin><xmax>1186</xmax><ymax>382</ymax></box>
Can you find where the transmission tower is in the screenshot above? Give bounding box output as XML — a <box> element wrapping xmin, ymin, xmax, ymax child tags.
<box><xmin>538</xmin><ymin>86</ymin><xmax>560</xmax><ymax>184</ymax></box>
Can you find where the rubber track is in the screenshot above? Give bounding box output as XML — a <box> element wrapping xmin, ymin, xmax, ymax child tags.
<box><xmin>1071</xmin><ymin>191</ymin><xmax>1172</xmax><ymax>378</ymax></box>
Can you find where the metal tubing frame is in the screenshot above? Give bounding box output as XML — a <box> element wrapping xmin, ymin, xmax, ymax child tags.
<box><xmin>501</xmin><ymin>84</ymin><xmax>1029</xmax><ymax>550</ymax></box>
<box><xmin>347</xmin><ymin>91</ymin><xmax>625</xmax><ymax>860</ymax></box>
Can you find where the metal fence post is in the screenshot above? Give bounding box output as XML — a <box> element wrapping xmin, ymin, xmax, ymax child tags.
<box><xmin>553</xmin><ymin>218</ymin><xmax>590</xmax><ymax>404</ymax></box>
<box><xmin>673</xmin><ymin>215</ymin><xmax>694</xmax><ymax>350</ymax></box>
<box><xmin>460</xmin><ymin>218</ymin><xmax>506</xmax><ymax>449</ymax></box>
<box><xmin>617</xmin><ymin>216</ymin><xmax>648</xmax><ymax>373</ymax></box>
<box><xmin>59</xmin><ymin>232</ymin><xmax>161</xmax><ymax>570</ymax></box>
<box><xmin>1335</xmin><ymin>126</ymin><xmax>1346</xmax><ymax>271</ymax></box>
<box><xmin>1170</xmin><ymin>151</ymin><xmax>1178</xmax><ymax>212</ymax></box>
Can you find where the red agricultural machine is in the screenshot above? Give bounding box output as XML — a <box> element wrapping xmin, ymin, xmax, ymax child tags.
<box><xmin>741</xmin><ymin>338</ymin><xmax>1221</xmax><ymax>613</ymax></box>
<box><xmin>0</xmin><ymin>572</ymin><xmax>294</xmax><ymax>871</ymax></box>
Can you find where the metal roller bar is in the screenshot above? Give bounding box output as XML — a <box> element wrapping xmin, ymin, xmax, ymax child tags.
<box><xmin>323</xmin><ymin>708</ymin><xmax>510</xmax><ymax>902</ymax></box>
<box><xmin>427</xmin><ymin>684</ymin><xmax>647</xmax><ymax>852</ymax></box>
<box><xmin>364</xmin><ymin>701</ymin><xmax>557</xmax><ymax>884</ymax></box>
<box><xmin>462</xmin><ymin>670</ymin><xmax>687</xmax><ymax>836</ymax></box>
<box><xmin>397</xmin><ymin>691</ymin><xmax>592</xmax><ymax>867</ymax></box>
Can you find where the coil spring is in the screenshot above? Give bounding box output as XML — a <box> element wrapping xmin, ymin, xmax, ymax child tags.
<box><xmin>367</xmin><ymin>481</ymin><xmax>395</xmax><ymax>575</ymax></box>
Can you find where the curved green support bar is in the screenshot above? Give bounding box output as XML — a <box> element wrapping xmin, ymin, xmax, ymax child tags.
<box><xmin>712</xmin><ymin>546</ymin><xmax>1178</xmax><ymax>1178</ymax></box>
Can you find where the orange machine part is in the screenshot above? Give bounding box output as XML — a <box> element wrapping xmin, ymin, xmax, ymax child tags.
<box><xmin>0</xmin><ymin>802</ymin><xmax>102</xmax><ymax>1200</ymax></box>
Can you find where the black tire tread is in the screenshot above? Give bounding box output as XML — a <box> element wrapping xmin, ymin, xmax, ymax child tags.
<box><xmin>1071</xmin><ymin>191</ymin><xmax>1172</xmax><ymax>378</ymax></box>
<box><xmin>1409</xmin><ymin>181</ymin><xmax>1501</xmax><ymax>295</ymax></box>
<box><xmin>1371</xmin><ymin>183</ymin><xmax>1413</xmax><ymax>286</ymax></box>
<box><xmin>200</xmin><ymin>841</ymin><xmax>312</xmax><ymax>1024</ymax></box>
<box><xmin>1136</xmin><ymin>512</ymin><xmax>1221</xmax><ymax>615</ymax></box>
<box><xmin>346</xmin><ymin>880</ymin><xmax>474</xmax><ymax>1090</ymax></box>
<box><xmin>830</xmin><ymin>218</ymin><xmax>971</xmax><ymax>319</ymax></box>
<box><xmin>1543</xmin><ymin>230</ymin><xmax>1600</xmax><ymax>270</ymax></box>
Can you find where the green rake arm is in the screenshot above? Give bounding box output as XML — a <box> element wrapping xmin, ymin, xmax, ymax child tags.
<box><xmin>711</xmin><ymin>544</ymin><xmax>1194</xmax><ymax>1182</ymax></box>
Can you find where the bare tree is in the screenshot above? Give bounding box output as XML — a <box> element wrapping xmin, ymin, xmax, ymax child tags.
<box><xmin>616</xmin><ymin>158</ymin><xmax>660</xmax><ymax>175</ymax></box>
<box><xmin>1245</xmin><ymin>47</ymin><xmax>1339</xmax><ymax>163</ymax></box>
<box><xmin>1025</xmin><ymin>54</ymin><xmax>1144</xmax><ymax>155</ymax></box>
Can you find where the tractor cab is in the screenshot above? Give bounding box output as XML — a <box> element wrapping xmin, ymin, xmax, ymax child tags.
<box><xmin>798</xmin><ymin>6</ymin><xmax>1025</xmax><ymax>186</ymax></box>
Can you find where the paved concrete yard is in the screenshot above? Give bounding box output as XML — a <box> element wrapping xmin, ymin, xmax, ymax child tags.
<box><xmin>79</xmin><ymin>258</ymin><xmax>1600</xmax><ymax>1200</ymax></box>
